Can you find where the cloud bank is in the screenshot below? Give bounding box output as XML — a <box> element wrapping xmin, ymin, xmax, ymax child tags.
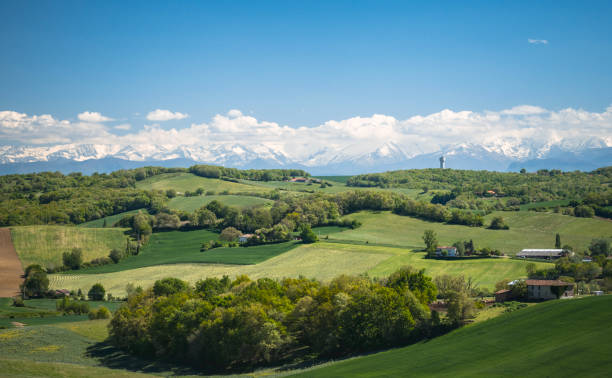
<box><xmin>1</xmin><ymin>105</ymin><xmax>611</xmax><ymax>159</ymax></box>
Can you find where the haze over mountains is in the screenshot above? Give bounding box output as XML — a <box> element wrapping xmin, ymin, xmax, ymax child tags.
<box><xmin>1</xmin><ymin>136</ymin><xmax>610</xmax><ymax>175</ymax></box>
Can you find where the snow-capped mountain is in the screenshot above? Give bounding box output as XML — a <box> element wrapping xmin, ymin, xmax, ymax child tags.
<box><xmin>0</xmin><ymin>137</ymin><xmax>610</xmax><ymax>175</ymax></box>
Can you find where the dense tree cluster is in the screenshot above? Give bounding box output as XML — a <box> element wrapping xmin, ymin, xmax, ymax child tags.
<box><xmin>109</xmin><ymin>268</ymin><xmax>449</xmax><ymax>372</ymax></box>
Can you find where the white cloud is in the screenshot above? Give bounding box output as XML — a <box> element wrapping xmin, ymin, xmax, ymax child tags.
<box><xmin>1</xmin><ymin>105</ymin><xmax>611</xmax><ymax>161</ymax></box>
<box><xmin>77</xmin><ymin>111</ymin><xmax>113</xmax><ymax>122</ymax></box>
<box><xmin>146</xmin><ymin>109</ymin><xmax>188</xmax><ymax>121</ymax></box>
<box><xmin>528</xmin><ymin>38</ymin><xmax>548</xmax><ymax>45</ymax></box>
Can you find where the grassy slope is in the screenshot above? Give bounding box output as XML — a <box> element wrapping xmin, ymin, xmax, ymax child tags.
<box><xmin>167</xmin><ymin>194</ymin><xmax>273</xmax><ymax>212</ymax></box>
<box><xmin>10</xmin><ymin>226</ymin><xmax>129</xmax><ymax>268</ymax></box>
<box><xmin>0</xmin><ymin>359</ymin><xmax>151</xmax><ymax>377</ymax></box>
<box><xmin>292</xmin><ymin>296</ymin><xmax>612</xmax><ymax>378</ymax></box>
<box><xmin>333</xmin><ymin>211</ymin><xmax>612</xmax><ymax>254</ymax></box>
<box><xmin>135</xmin><ymin>172</ymin><xmax>269</xmax><ymax>194</ymax></box>
<box><xmin>64</xmin><ymin>229</ymin><xmax>298</xmax><ymax>274</ymax></box>
<box><xmin>49</xmin><ymin>242</ymin><xmax>547</xmax><ymax>297</ymax></box>
<box><xmin>77</xmin><ymin>209</ymin><xmax>143</xmax><ymax>228</ymax></box>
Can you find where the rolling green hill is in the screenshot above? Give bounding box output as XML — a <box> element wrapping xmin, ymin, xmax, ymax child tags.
<box><xmin>10</xmin><ymin>226</ymin><xmax>130</xmax><ymax>268</ymax></box>
<box><xmin>292</xmin><ymin>295</ymin><xmax>612</xmax><ymax>377</ymax></box>
<box><xmin>135</xmin><ymin>172</ymin><xmax>269</xmax><ymax>194</ymax></box>
<box><xmin>330</xmin><ymin>211</ymin><xmax>612</xmax><ymax>254</ymax></box>
<box><xmin>167</xmin><ymin>194</ymin><xmax>273</xmax><ymax>212</ymax></box>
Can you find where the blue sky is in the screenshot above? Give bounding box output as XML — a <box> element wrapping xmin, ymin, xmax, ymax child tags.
<box><xmin>1</xmin><ymin>0</ymin><xmax>611</xmax><ymax>127</ymax></box>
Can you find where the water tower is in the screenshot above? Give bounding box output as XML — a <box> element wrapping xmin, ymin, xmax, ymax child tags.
<box><xmin>439</xmin><ymin>156</ymin><xmax>446</xmax><ymax>169</ymax></box>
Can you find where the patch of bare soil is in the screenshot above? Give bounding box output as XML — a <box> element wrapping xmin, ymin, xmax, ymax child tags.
<box><xmin>0</xmin><ymin>228</ymin><xmax>24</xmax><ymax>298</ymax></box>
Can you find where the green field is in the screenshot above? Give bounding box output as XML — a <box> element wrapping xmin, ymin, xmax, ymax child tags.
<box><xmin>63</xmin><ymin>229</ymin><xmax>298</xmax><ymax>274</ymax></box>
<box><xmin>135</xmin><ymin>172</ymin><xmax>270</xmax><ymax>194</ymax></box>
<box><xmin>329</xmin><ymin>211</ymin><xmax>612</xmax><ymax>254</ymax></box>
<box><xmin>77</xmin><ymin>209</ymin><xmax>143</xmax><ymax>228</ymax></box>
<box><xmin>292</xmin><ymin>295</ymin><xmax>612</xmax><ymax>377</ymax></box>
<box><xmin>520</xmin><ymin>199</ymin><xmax>572</xmax><ymax>211</ymax></box>
<box><xmin>167</xmin><ymin>194</ymin><xmax>273</xmax><ymax>212</ymax></box>
<box><xmin>11</xmin><ymin>226</ymin><xmax>130</xmax><ymax>268</ymax></box>
<box><xmin>50</xmin><ymin>242</ymin><xmax>548</xmax><ymax>297</ymax></box>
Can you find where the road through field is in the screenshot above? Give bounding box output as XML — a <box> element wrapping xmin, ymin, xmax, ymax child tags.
<box><xmin>0</xmin><ymin>228</ymin><xmax>24</xmax><ymax>297</ymax></box>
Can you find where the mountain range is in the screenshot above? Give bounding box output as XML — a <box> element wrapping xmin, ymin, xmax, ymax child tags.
<box><xmin>0</xmin><ymin>138</ymin><xmax>610</xmax><ymax>175</ymax></box>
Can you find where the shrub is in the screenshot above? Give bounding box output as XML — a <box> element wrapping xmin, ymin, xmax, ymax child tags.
<box><xmin>89</xmin><ymin>306</ymin><xmax>111</xmax><ymax>320</ymax></box>
<box><xmin>219</xmin><ymin>226</ymin><xmax>241</xmax><ymax>241</ymax></box>
<box><xmin>109</xmin><ymin>248</ymin><xmax>124</xmax><ymax>263</ymax></box>
<box><xmin>153</xmin><ymin>278</ymin><xmax>189</xmax><ymax>297</ymax></box>
<box><xmin>22</xmin><ymin>267</ymin><xmax>49</xmax><ymax>298</ymax></box>
<box><xmin>488</xmin><ymin>216</ymin><xmax>509</xmax><ymax>230</ymax></box>
<box><xmin>62</xmin><ymin>248</ymin><xmax>83</xmax><ymax>270</ymax></box>
<box><xmin>12</xmin><ymin>297</ymin><xmax>24</xmax><ymax>307</ymax></box>
<box><xmin>88</xmin><ymin>283</ymin><xmax>106</xmax><ymax>301</ymax></box>
<box><xmin>57</xmin><ymin>297</ymin><xmax>90</xmax><ymax>314</ymax></box>
<box><xmin>300</xmin><ymin>225</ymin><xmax>318</xmax><ymax>244</ymax></box>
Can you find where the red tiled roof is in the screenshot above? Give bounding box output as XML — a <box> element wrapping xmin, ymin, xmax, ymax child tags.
<box><xmin>526</xmin><ymin>280</ymin><xmax>573</xmax><ymax>286</ymax></box>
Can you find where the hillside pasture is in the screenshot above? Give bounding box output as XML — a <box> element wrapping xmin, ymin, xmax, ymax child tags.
<box><xmin>77</xmin><ymin>209</ymin><xmax>143</xmax><ymax>228</ymax></box>
<box><xmin>331</xmin><ymin>211</ymin><xmax>612</xmax><ymax>254</ymax></box>
<box><xmin>66</xmin><ymin>229</ymin><xmax>298</xmax><ymax>274</ymax></box>
<box><xmin>49</xmin><ymin>242</ymin><xmax>548</xmax><ymax>297</ymax></box>
<box><xmin>291</xmin><ymin>295</ymin><xmax>612</xmax><ymax>377</ymax></box>
<box><xmin>10</xmin><ymin>226</ymin><xmax>129</xmax><ymax>269</ymax></box>
<box><xmin>135</xmin><ymin>172</ymin><xmax>269</xmax><ymax>194</ymax></box>
<box><xmin>167</xmin><ymin>194</ymin><xmax>273</xmax><ymax>212</ymax></box>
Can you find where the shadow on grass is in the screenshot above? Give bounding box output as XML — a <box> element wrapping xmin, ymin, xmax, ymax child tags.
<box><xmin>86</xmin><ymin>342</ymin><xmax>203</xmax><ymax>376</ymax></box>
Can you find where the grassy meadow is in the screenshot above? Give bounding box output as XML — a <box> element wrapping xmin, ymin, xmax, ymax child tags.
<box><xmin>50</xmin><ymin>242</ymin><xmax>548</xmax><ymax>297</ymax></box>
<box><xmin>291</xmin><ymin>295</ymin><xmax>612</xmax><ymax>377</ymax></box>
<box><xmin>167</xmin><ymin>194</ymin><xmax>273</xmax><ymax>212</ymax></box>
<box><xmin>10</xmin><ymin>226</ymin><xmax>129</xmax><ymax>268</ymax></box>
<box><xmin>331</xmin><ymin>211</ymin><xmax>612</xmax><ymax>254</ymax></box>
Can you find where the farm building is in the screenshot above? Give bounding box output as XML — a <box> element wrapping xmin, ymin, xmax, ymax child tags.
<box><xmin>289</xmin><ymin>177</ymin><xmax>308</xmax><ymax>183</ymax></box>
<box><xmin>435</xmin><ymin>246</ymin><xmax>458</xmax><ymax>257</ymax></box>
<box><xmin>517</xmin><ymin>249</ymin><xmax>570</xmax><ymax>259</ymax></box>
<box><xmin>526</xmin><ymin>280</ymin><xmax>574</xmax><ymax>300</ymax></box>
<box><xmin>239</xmin><ymin>234</ymin><xmax>254</xmax><ymax>243</ymax></box>
<box><xmin>495</xmin><ymin>289</ymin><xmax>512</xmax><ymax>303</ymax></box>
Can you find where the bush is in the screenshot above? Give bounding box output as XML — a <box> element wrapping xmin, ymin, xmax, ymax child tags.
<box><xmin>57</xmin><ymin>297</ymin><xmax>90</xmax><ymax>314</ymax></box>
<box><xmin>109</xmin><ymin>248</ymin><xmax>125</xmax><ymax>263</ymax></box>
<box><xmin>89</xmin><ymin>306</ymin><xmax>111</xmax><ymax>320</ymax></box>
<box><xmin>12</xmin><ymin>297</ymin><xmax>24</xmax><ymax>307</ymax></box>
<box><xmin>574</xmin><ymin>205</ymin><xmax>595</xmax><ymax>218</ymax></box>
<box><xmin>300</xmin><ymin>225</ymin><xmax>318</xmax><ymax>244</ymax></box>
<box><xmin>153</xmin><ymin>278</ymin><xmax>189</xmax><ymax>297</ymax></box>
<box><xmin>22</xmin><ymin>266</ymin><xmax>49</xmax><ymax>298</ymax></box>
<box><xmin>62</xmin><ymin>248</ymin><xmax>83</xmax><ymax>270</ymax></box>
<box><xmin>488</xmin><ymin>216</ymin><xmax>509</xmax><ymax>230</ymax></box>
<box><xmin>88</xmin><ymin>283</ymin><xmax>106</xmax><ymax>301</ymax></box>
<box><xmin>219</xmin><ymin>226</ymin><xmax>241</xmax><ymax>241</ymax></box>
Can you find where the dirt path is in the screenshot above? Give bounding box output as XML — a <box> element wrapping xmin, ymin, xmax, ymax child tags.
<box><xmin>0</xmin><ymin>228</ymin><xmax>24</xmax><ymax>298</ymax></box>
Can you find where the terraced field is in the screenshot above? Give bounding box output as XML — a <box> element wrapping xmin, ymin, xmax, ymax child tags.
<box><xmin>10</xmin><ymin>226</ymin><xmax>130</xmax><ymax>268</ymax></box>
<box><xmin>167</xmin><ymin>194</ymin><xmax>273</xmax><ymax>212</ymax></box>
<box><xmin>330</xmin><ymin>210</ymin><xmax>612</xmax><ymax>254</ymax></box>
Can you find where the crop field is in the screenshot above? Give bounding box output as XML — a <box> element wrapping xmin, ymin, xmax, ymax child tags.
<box><xmin>292</xmin><ymin>295</ymin><xmax>612</xmax><ymax>377</ymax></box>
<box><xmin>65</xmin><ymin>229</ymin><xmax>298</xmax><ymax>274</ymax></box>
<box><xmin>135</xmin><ymin>172</ymin><xmax>269</xmax><ymax>194</ymax></box>
<box><xmin>10</xmin><ymin>226</ymin><xmax>130</xmax><ymax>268</ymax></box>
<box><xmin>50</xmin><ymin>242</ymin><xmax>547</xmax><ymax>297</ymax></box>
<box><xmin>167</xmin><ymin>194</ymin><xmax>273</xmax><ymax>212</ymax></box>
<box><xmin>330</xmin><ymin>211</ymin><xmax>612</xmax><ymax>254</ymax></box>
<box><xmin>77</xmin><ymin>209</ymin><xmax>143</xmax><ymax>228</ymax></box>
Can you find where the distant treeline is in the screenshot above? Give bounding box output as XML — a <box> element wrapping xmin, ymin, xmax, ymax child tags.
<box><xmin>347</xmin><ymin>167</ymin><xmax>612</xmax><ymax>204</ymax></box>
<box><xmin>0</xmin><ymin>165</ymin><xmax>309</xmax><ymax>226</ymax></box>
